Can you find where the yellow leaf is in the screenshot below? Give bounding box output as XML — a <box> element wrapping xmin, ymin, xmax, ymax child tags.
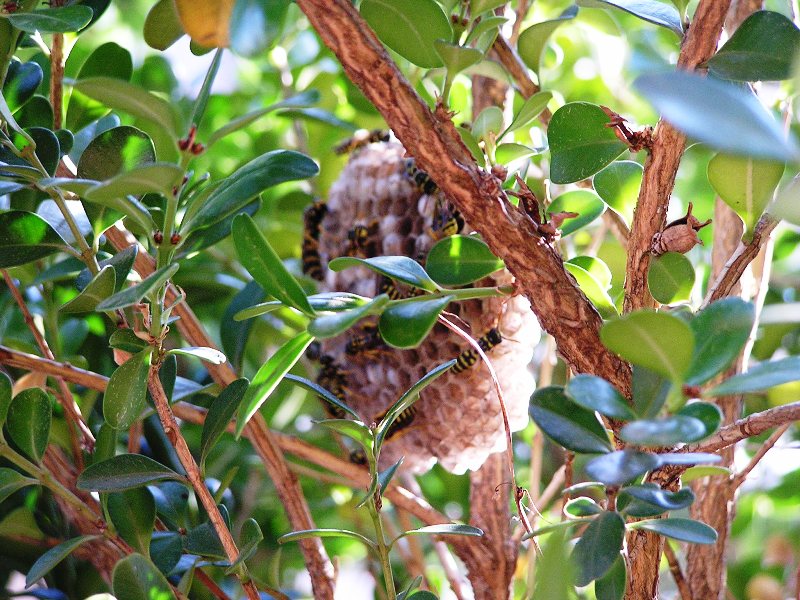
<box><xmin>173</xmin><ymin>0</ymin><xmax>235</xmax><ymax>48</ymax></box>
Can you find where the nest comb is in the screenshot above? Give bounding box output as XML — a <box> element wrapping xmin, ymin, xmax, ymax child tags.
<box><xmin>309</xmin><ymin>139</ymin><xmax>540</xmax><ymax>474</ymax></box>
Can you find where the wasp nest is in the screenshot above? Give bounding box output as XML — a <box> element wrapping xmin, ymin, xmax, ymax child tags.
<box><xmin>309</xmin><ymin>139</ymin><xmax>540</xmax><ymax>474</ymax></box>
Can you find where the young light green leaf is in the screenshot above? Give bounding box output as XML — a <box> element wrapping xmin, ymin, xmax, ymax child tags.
<box><xmin>681</xmin><ymin>465</ymin><xmax>731</xmax><ymax>482</ymax></box>
<box><xmin>360</xmin><ymin>0</ymin><xmax>453</xmax><ymax>68</ymax></box>
<box><xmin>232</xmin><ymin>214</ymin><xmax>314</xmax><ymax>316</ymax></box>
<box><xmin>572</xmin><ymin>511</ymin><xmax>625</xmax><ymax>586</ymax></box>
<box><xmin>60</xmin><ymin>266</ymin><xmax>116</xmax><ymax>314</ymax></box>
<box><xmin>236</xmin><ymin>331</ymin><xmax>314</xmax><ymax>437</ymax></box>
<box><xmin>506</xmin><ymin>91</ymin><xmax>552</xmax><ymax>133</ymax></box>
<box><xmin>378</xmin><ymin>296</ymin><xmax>453</xmax><ymax>348</ymax></box>
<box><xmin>470</xmin><ymin>0</ymin><xmax>505</xmax><ymax>14</ymax></box>
<box><xmin>0</xmin><ymin>468</ymin><xmax>39</xmax><ymax>504</ymax></box>
<box><xmin>108</xmin><ymin>488</ymin><xmax>156</xmax><ymax>556</ymax></box>
<box><xmin>585</xmin><ymin>450</ymin><xmax>661</xmax><ymax>486</ymax></box>
<box><xmin>529</xmin><ymin>386</ymin><xmax>613</xmax><ymax>454</ymax></box>
<box><xmin>96</xmin><ymin>263</ymin><xmax>179</xmax><ymax>311</ymax></box>
<box><xmin>494</xmin><ymin>142</ymin><xmax>540</xmax><ymax>164</ymax></box>
<box><xmin>167</xmin><ymin>346</ymin><xmax>227</xmax><ymax>365</ymax></box>
<box><xmin>579</xmin><ymin>0</ymin><xmax>683</xmax><ymax>37</ymax></box>
<box><xmin>112</xmin><ymin>553</ymin><xmax>174</xmax><ymax>600</ymax></box>
<box><xmin>565</xmin><ymin>263</ymin><xmax>618</xmax><ymax>319</ymax></box>
<box><xmin>200</xmin><ymin>378</ymin><xmax>249</xmax><ymax>464</ymax></box>
<box><xmin>549</xmin><ymin>103</ymin><xmax>628</xmax><ymax>184</ymax></box>
<box><xmin>600</xmin><ymin>310</ymin><xmax>695</xmax><ymax>382</ymax></box>
<box><xmin>593</xmin><ymin>160</ymin><xmax>642</xmax><ymax>224</ymax></box>
<box><xmin>0</xmin><ymin>210</ymin><xmax>69</xmax><ymax>268</ymax></box>
<box><xmin>143</xmin><ymin>0</ymin><xmax>184</xmax><ymax>51</ymax></box>
<box><xmin>566</xmin><ymin>375</ymin><xmax>635</xmax><ymax>420</ymax></box>
<box><xmin>433</xmin><ymin>40</ymin><xmax>483</xmax><ymax>76</ymax></box>
<box><xmin>329</xmin><ymin>256</ymin><xmax>439</xmax><ymax>292</ymax></box>
<box><xmin>6</xmin><ymin>388</ymin><xmax>51</xmax><ymax>464</ymax></box>
<box><xmin>518</xmin><ymin>6</ymin><xmax>578</xmax><ymax>73</ymax></box>
<box><xmin>564</xmin><ymin>497</ymin><xmax>603</xmax><ymax>517</ymax></box>
<box><xmin>634</xmin><ymin>71</ymin><xmax>800</xmax><ymax>162</ymax></box>
<box><xmin>647</xmin><ymin>252</ymin><xmax>695</xmax><ymax>305</ymax></box>
<box><xmin>707</xmin><ymin>356</ymin><xmax>800</xmax><ymax>396</ymax></box>
<box><xmin>628</xmin><ymin>517</ymin><xmax>717</xmax><ymax>544</ymax></box>
<box><xmin>8</xmin><ymin>6</ymin><xmax>93</xmax><ymax>33</ymax></box>
<box><xmin>25</xmin><ymin>535</ymin><xmax>99</xmax><ymax>588</ymax></box>
<box><xmin>278</xmin><ymin>528</ymin><xmax>376</xmax><ymax>549</ymax></box>
<box><xmin>426</xmin><ymin>235</ymin><xmax>504</xmax><ymax>286</ymax></box>
<box><xmin>472</xmin><ymin>106</ymin><xmax>504</xmax><ymax>142</ymax></box>
<box><xmin>77</xmin><ymin>454</ymin><xmax>187</xmax><ymax>492</ymax></box>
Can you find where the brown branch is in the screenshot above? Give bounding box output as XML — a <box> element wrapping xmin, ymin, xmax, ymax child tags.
<box><xmin>732</xmin><ymin>422</ymin><xmax>790</xmax><ymax>488</ymax></box>
<box><xmin>50</xmin><ymin>33</ymin><xmax>64</xmax><ymax>130</ymax></box>
<box><xmin>623</xmin><ymin>0</ymin><xmax>733</xmax><ymax>313</ymax></box>
<box><xmin>510</xmin><ymin>0</ymin><xmax>530</xmax><ymax>43</ymax></box>
<box><xmin>702</xmin><ymin>214</ymin><xmax>779</xmax><ymax>307</ymax></box>
<box><xmin>0</xmin><ymin>344</ymin><xmax>108</xmax><ymax>391</ymax></box>
<box><xmin>295</xmin><ymin>0</ymin><xmax>631</xmax><ymax>396</ymax></box>
<box><xmin>490</xmin><ymin>36</ymin><xmax>552</xmax><ymax>125</ymax></box>
<box><xmin>691</xmin><ymin>402</ymin><xmax>800</xmax><ymax>455</ymax></box>
<box><xmin>664</xmin><ymin>543</ymin><xmax>692</xmax><ymax>600</ymax></box>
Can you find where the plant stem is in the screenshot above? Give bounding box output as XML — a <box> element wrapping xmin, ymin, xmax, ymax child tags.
<box><xmin>368</xmin><ymin>500</ymin><xmax>397</xmax><ymax>599</ymax></box>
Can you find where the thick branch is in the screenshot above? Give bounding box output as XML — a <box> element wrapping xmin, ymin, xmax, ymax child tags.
<box><xmin>295</xmin><ymin>0</ymin><xmax>631</xmax><ymax>394</ymax></box>
<box><xmin>623</xmin><ymin>0</ymin><xmax>733</xmax><ymax>312</ymax></box>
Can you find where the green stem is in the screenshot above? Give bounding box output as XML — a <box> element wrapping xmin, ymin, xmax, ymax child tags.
<box><xmin>368</xmin><ymin>501</ymin><xmax>397</xmax><ymax>599</ymax></box>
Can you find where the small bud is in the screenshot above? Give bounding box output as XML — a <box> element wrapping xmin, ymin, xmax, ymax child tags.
<box><xmin>191</xmin><ymin>142</ymin><xmax>205</xmax><ymax>155</ymax></box>
<box><xmin>651</xmin><ymin>202</ymin><xmax>712</xmax><ymax>256</ymax></box>
<box><xmin>153</xmin><ymin>230</ymin><xmax>164</xmax><ymax>245</ymax></box>
<box><xmin>170</xmin><ymin>232</ymin><xmax>181</xmax><ymax>245</ymax></box>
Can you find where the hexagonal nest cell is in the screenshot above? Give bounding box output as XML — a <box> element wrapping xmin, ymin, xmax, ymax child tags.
<box><xmin>308</xmin><ymin>139</ymin><xmax>540</xmax><ymax>474</ymax></box>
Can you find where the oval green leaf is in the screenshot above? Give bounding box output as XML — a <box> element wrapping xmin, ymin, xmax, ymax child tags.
<box><xmin>647</xmin><ymin>251</ymin><xmax>695</xmax><ymax>305</ymax></box>
<box><xmin>426</xmin><ymin>235</ymin><xmax>504</xmax><ymax>286</ymax></box>
<box><xmin>581</xmin><ymin>0</ymin><xmax>683</xmax><ymax>37</ymax></box>
<box><xmin>108</xmin><ymin>488</ymin><xmax>156</xmax><ymax>556</ymax></box>
<box><xmin>144</xmin><ymin>0</ymin><xmax>184</xmax><ymax>51</ymax></box>
<box><xmin>25</xmin><ymin>535</ymin><xmax>99</xmax><ymax>588</ymax></box>
<box><xmin>595</xmin><ymin>553</ymin><xmax>626</xmax><ymax>600</ymax></box>
<box><xmin>5</xmin><ymin>60</ymin><xmax>43</xmax><ymax>112</ymax></box>
<box><xmin>6</xmin><ymin>388</ymin><xmax>51</xmax><ymax>464</ymax></box>
<box><xmin>77</xmin><ymin>126</ymin><xmax>155</xmax><ymax>181</ymax></box>
<box><xmin>529</xmin><ymin>386</ymin><xmax>613</xmax><ymax>454</ymax></box>
<box><xmin>472</xmin><ymin>106</ymin><xmax>504</xmax><ymax>142</ymax></box>
<box><xmin>112</xmin><ymin>553</ymin><xmax>175</xmax><ymax>600</ymax></box>
<box><xmin>308</xmin><ymin>295</ymin><xmax>389</xmax><ymax>339</ymax></box>
<box><xmin>565</xmin><ymin>263</ymin><xmax>618</xmax><ymax>319</ymax></box>
<box><xmin>572</xmin><ymin>511</ymin><xmax>625</xmax><ymax>586</ymax></box>
<box><xmin>200</xmin><ymin>378</ymin><xmax>249</xmax><ymax>464</ymax></box>
<box><xmin>86</xmin><ymin>162</ymin><xmax>183</xmax><ymax>202</ymax></box>
<box><xmin>619</xmin><ymin>415</ymin><xmax>708</xmax><ymax>446</ymax></box>
<box><xmin>629</xmin><ymin>517</ymin><xmax>717</xmax><ymax>544</ymax></box>
<box><xmin>518</xmin><ymin>6</ymin><xmax>578</xmax><ymax>73</ymax></box>
<box><xmin>707</xmin><ymin>356</ymin><xmax>800</xmax><ymax>396</ymax></box>
<box><xmin>681</xmin><ymin>465</ymin><xmax>731</xmax><ymax>482</ymax></box>
<box><xmin>548</xmin><ymin>190</ymin><xmax>606</xmax><ymax>235</ymax></box>
<box><xmin>566</xmin><ymin>374</ymin><xmax>636</xmax><ymax>420</ymax></box>
<box><xmin>0</xmin><ymin>210</ymin><xmax>68</xmax><ymax>268</ymax></box>
<box><xmin>8</xmin><ymin>5</ymin><xmax>93</xmax><ymax>33</ymax></box>
<box><xmin>585</xmin><ymin>450</ymin><xmax>661</xmax><ymax>486</ymax></box>
<box><xmin>620</xmin><ymin>484</ymin><xmax>695</xmax><ymax>511</ymax></box>
<box><xmin>568</xmin><ymin>256</ymin><xmax>612</xmax><ymax>290</ymax></box>
<box><xmin>167</xmin><ymin>346</ymin><xmax>226</xmax><ymax>364</ymax></box>
<box><xmin>329</xmin><ymin>255</ymin><xmax>439</xmax><ymax>292</ymax></box>
<box><xmin>96</xmin><ymin>263</ymin><xmax>179</xmax><ymax>312</ymax></box>
<box><xmin>399</xmin><ymin>524</ymin><xmax>484</xmax><ymax>538</ymax></box>
<box><xmin>677</xmin><ymin>402</ymin><xmax>721</xmax><ymax>439</ymax></box>
<box><xmin>506</xmin><ymin>91</ymin><xmax>552</xmax><ymax>133</ymax></box>
<box><xmin>433</xmin><ymin>40</ymin><xmax>483</xmax><ymax>76</ymax></box>
<box><xmin>564</xmin><ymin>497</ymin><xmax>603</xmax><ymax>517</ymax></box>
<box><xmin>593</xmin><ymin>160</ymin><xmax>642</xmax><ymax>224</ymax></box>
<box><xmin>60</xmin><ymin>265</ymin><xmax>116</xmax><ymax>314</ymax></box>
<box><xmin>278</xmin><ymin>528</ymin><xmax>376</xmax><ymax>548</ymax></box>
<box><xmin>77</xmin><ymin>454</ymin><xmax>186</xmax><ymax>492</ymax></box>
<box><xmin>0</xmin><ymin>467</ymin><xmax>39</xmax><ymax>505</ymax></box>
<box><xmin>378</xmin><ymin>295</ymin><xmax>452</xmax><ymax>348</ymax></box>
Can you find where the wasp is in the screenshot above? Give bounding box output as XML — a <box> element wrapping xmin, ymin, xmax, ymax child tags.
<box><xmin>316</xmin><ymin>355</ymin><xmax>349</xmax><ymax>419</ymax></box>
<box><xmin>302</xmin><ymin>201</ymin><xmax>328</xmax><ymax>280</ymax></box>
<box><xmin>334</xmin><ymin>129</ymin><xmax>391</xmax><ymax>155</ymax></box>
<box><xmin>404</xmin><ymin>158</ymin><xmax>438</xmax><ymax>195</ymax></box>
<box><xmin>346</xmin><ymin>221</ymin><xmax>380</xmax><ymax>258</ymax></box>
<box><xmin>379</xmin><ymin>276</ymin><xmax>405</xmax><ymax>300</ymax></box>
<box><xmin>432</xmin><ymin>200</ymin><xmax>465</xmax><ymax>237</ymax></box>
<box><xmin>375</xmin><ymin>404</ymin><xmax>418</xmax><ymax>441</ymax></box>
<box><xmin>451</xmin><ymin>328</ymin><xmax>503</xmax><ymax>375</ymax></box>
<box><xmin>345</xmin><ymin>324</ymin><xmax>385</xmax><ymax>356</ymax></box>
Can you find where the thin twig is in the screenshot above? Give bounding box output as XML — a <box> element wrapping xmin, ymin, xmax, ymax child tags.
<box><xmin>50</xmin><ymin>33</ymin><xmax>64</xmax><ymax>129</ymax></box>
<box><xmin>690</xmin><ymin>402</ymin><xmax>800</xmax><ymax>455</ymax></box>
<box><xmin>664</xmin><ymin>543</ymin><xmax>692</xmax><ymax>600</ymax></box>
<box><xmin>731</xmin><ymin>423</ymin><xmax>791</xmax><ymax>489</ymax></box>
<box><xmin>510</xmin><ymin>0</ymin><xmax>530</xmax><ymax>43</ymax></box>
<box><xmin>490</xmin><ymin>35</ymin><xmax>551</xmax><ymax>125</ymax></box>
<box><xmin>434</xmin><ymin>541</ymin><xmax>468</xmax><ymax>600</ymax></box>
<box><xmin>0</xmin><ymin>344</ymin><xmax>108</xmax><ymax>391</ymax></box>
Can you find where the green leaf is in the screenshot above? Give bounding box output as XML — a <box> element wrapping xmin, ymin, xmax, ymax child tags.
<box><xmin>112</xmin><ymin>553</ymin><xmax>175</xmax><ymax>600</ymax></box>
<box><xmin>0</xmin><ymin>372</ymin><xmax>11</xmax><ymax>428</ymax></box>
<box><xmin>109</xmin><ymin>329</ymin><xmax>148</xmax><ymax>354</ymax></box>
<box><xmin>565</xmin><ymin>375</ymin><xmax>635</xmax><ymax>420</ymax></box>
<box><xmin>572</xmin><ymin>511</ymin><xmax>625</xmax><ymax>586</ymax></box>
<box><xmin>517</xmin><ymin>6</ymin><xmax>578</xmax><ymax>73</ymax></box>
<box><xmin>9</xmin><ymin>6</ymin><xmax>93</xmax><ymax>33</ymax></box>
<box><xmin>585</xmin><ymin>450</ymin><xmax>660</xmax><ymax>486</ymax></box>
<box><xmin>329</xmin><ymin>256</ymin><xmax>439</xmax><ymax>292</ymax></box>
<box><xmin>564</xmin><ymin>263</ymin><xmax>618</xmax><ymax>319</ymax></box>
<box><xmin>284</xmin><ymin>374</ymin><xmax>360</xmax><ymax>420</ymax></box>
<box><xmin>593</xmin><ymin>160</ymin><xmax>642</xmax><ymax>224</ymax></box>
<box><xmin>458</xmin><ymin>126</ymin><xmax>486</xmax><ymax>167</ymax></box>
<box><xmin>168</xmin><ymin>346</ymin><xmax>227</xmax><ymax>365</ymax></box>
<box><xmin>629</xmin><ymin>517</ymin><xmax>717</xmax><ymax>544</ymax></box>
<box><xmin>771</xmin><ymin>174</ymin><xmax>800</xmax><ymax>227</ymax></box>
<box><xmin>278</xmin><ymin>528</ymin><xmax>376</xmax><ymax>549</ymax></box>
<box><xmin>96</xmin><ymin>263</ymin><xmax>179</xmax><ymax>311</ymax></box>
<box><xmin>76</xmin><ymin>244</ymin><xmax>138</xmax><ymax>293</ymax></box>
<box><xmin>433</xmin><ymin>40</ymin><xmax>483</xmax><ymax>76</ymax></box>
<box><xmin>25</xmin><ymin>535</ymin><xmax>98</xmax><ymax>588</ymax></box>
<box><xmin>678</xmin><ymin>402</ymin><xmax>721</xmax><ymax>439</ymax></box>
<box><xmin>495</xmin><ymin>142</ymin><xmax>540</xmax><ymax>164</ymax></box>
<box><xmin>707</xmin><ymin>153</ymin><xmax>784</xmax><ymax>237</ymax></box>
<box><xmin>144</xmin><ymin>0</ymin><xmax>184</xmax><ymax>51</ymax></box>
<box><xmin>236</xmin><ymin>292</ymin><xmax>370</xmax><ymax>321</ymax></box>
<box><xmin>360</xmin><ymin>0</ymin><xmax>452</xmax><ymax>68</ymax></box>
<box><xmin>77</xmin><ymin>454</ymin><xmax>186</xmax><ymax>492</ymax></box>
<box><xmin>5</xmin><ymin>60</ymin><xmax>43</xmax><ymax>112</ymax></box>
<box><xmin>647</xmin><ymin>252</ymin><xmax>695</xmax><ymax>305</ymax></box>
<box><xmin>378</xmin><ymin>295</ymin><xmax>453</xmax><ymax>348</ymax></box>
<box><xmin>149</xmin><ymin>532</ymin><xmax>182</xmax><ymax>576</ymax></box>
<box><xmin>86</xmin><ymin>163</ymin><xmax>183</xmax><ymax>202</ymax></box>
<box><xmin>472</xmin><ymin>106</ymin><xmax>504</xmax><ymax>142</ymax></box>
<box><xmin>549</xmin><ymin>102</ymin><xmax>628</xmax><ymax>184</ymax></box>
<box><xmin>656</xmin><ymin>452</ymin><xmax>721</xmax><ymax>467</ymax></box>
<box><xmin>620</xmin><ymin>415</ymin><xmax>707</xmax><ymax>446</ymax></box>
<box><xmin>397</xmin><ymin>524</ymin><xmax>483</xmax><ymax>540</ymax></box>
<box><xmin>578</xmin><ymin>0</ymin><xmax>683</xmax><ymax>36</ymax></box>
<box><xmin>407</xmin><ymin>592</ymin><xmax>438</xmax><ymax>600</ymax></box>
<box><xmin>564</xmin><ymin>496</ymin><xmax>603</xmax><ymax>517</ymax></box>
<box><xmin>187</xmin><ymin>150</ymin><xmax>318</xmax><ymax>232</ymax></box>
<box><xmin>506</xmin><ymin>91</ymin><xmax>552</xmax><ymax>133</ymax></box>
<box><xmin>226</xmin><ymin>518</ymin><xmax>263</xmax><ymax>572</ymax></box>
<box><xmin>235</xmin><ymin>331</ymin><xmax>314</xmax><ymax>437</ymax></box>
<box><xmin>317</xmin><ymin>419</ymin><xmax>372</xmax><ymax>447</ymax></box>
<box><xmin>232</xmin><ymin>214</ymin><xmax>314</xmax><ymax>317</ymax></box>
<box><xmin>600</xmin><ymin>310</ymin><xmax>694</xmax><ymax>382</ymax></box>
<box><xmin>708</xmin><ymin>11</ymin><xmax>800</xmax><ymax>81</ymax></box>
<box><xmin>73</xmin><ymin>77</ymin><xmax>179</xmax><ymax>139</ymax></box>
<box><xmin>470</xmin><ymin>0</ymin><xmax>506</xmax><ymax>14</ymax></box>
<box><xmin>425</xmin><ymin>235</ymin><xmax>504</xmax><ymax>286</ymax></box>
<box><xmin>108</xmin><ymin>488</ymin><xmax>156</xmax><ymax>556</ymax></box>
<box><xmin>378</xmin><ymin>457</ymin><xmax>403</xmax><ymax>491</ymax></box>
<box><xmin>634</xmin><ymin>71</ymin><xmax>800</xmax><ymax>162</ymax></box>
<box><xmin>200</xmin><ymin>378</ymin><xmax>249</xmax><ymax>464</ymax></box>
<box><xmin>0</xmin><ymin>468</ymin><xmax>39</xmax><ymax>504</ymax></box>
<box><xmin>60</xmin><ymin>265</ymin><xmax>116</xmax><ymax>314</ymax></box>
<box><xmin>529</xmin><ymin>386</ymin><xmax>613</xmax><ymax>454</ymax></box>
<box><xmin>185</xmin><ymin>521</ymin><xmax>226</xmax><ymax>559</ymax></box>
<box><xmin>67</xmin><ymin>42</ymin><xmax>133</xmax><ymax>132</ymax></box>
<box><xmin>308</xmin><ymin>295</ymin><xmax>389</xmax><ymax>339</ymax></box>
<box><xmin>77</xmin><ymin>126</ymin><xmax>155</xmax><ymax>181</ymax></box>
<box><xmin>707</xmin><ymin>356</ymin><xmax>800</xmax><ymax>396</ymax></box>
<box><xmin>229</xmin><ymin>0</ymin><xmax>291</xmax><ymax>58</ymax></box>
<box><xmin>681</xmin><ymin>465</ymin><xmax>731</xmax><ymax>482</ymax></box>
<box><xmin>0</xmin><ymin>210</ymin><xmax>68</xmax><ymax>268</ymax></box>
<box><xmin>621</xmin><ymin>484</ymin><xmax>694</xmax><ymax>512</ymax></box>
<box><xmin>595</xmin><ymin>554</ymin><xmax>626</xmax><ymax>600</ymax></box>
<box><xmin>376</xmin><ymin>360</ymin><xmax>455</xmax><ymax>448</ymax></box>
<box><xmin>6</xmin><ymin>388</ymin><xmax>51</xmax><ymax>464</ymax></box>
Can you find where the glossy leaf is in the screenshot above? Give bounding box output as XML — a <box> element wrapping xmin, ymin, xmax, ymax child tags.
<box><xmin>108</xmin><ymin>488</ymin><xmax>156</xmax><ymax>556</ymax></box>
<box><xmin>85</xmin><ymin>163</ymin><xmax>183</xmax><ymax>202</ymax></box>
<box><xmin>707</xmin><ymin>153</ymin><xmax>784</xmax><ymax>237</ymax></box>
<box><xmin>549</xmin><ymin>102</ymin><xmax>628</xmax><ymax>184</ymax></box>
<box><xmin>308</xmin><ymin>295</ymin><xmax>389</xmax><ymax>339</ymax></box>
<box><xmin>379</xmin><ymin>296</ymin><xmax>452</xmax><ymax>348</ymax></box>
<box><xmin>579</xmin><ymin>0</ymin><xmax>683</xmax><ymax>36</ymax></box>
<box><xmin>585</xmin><ymin>450</ymin><xmax>661</xmax><ymax>486</ymax></box>
<box><xmin>426</xmin><ymin>235</ymin><xmax>504</xmax><ymax>286</ymax></box>
<box><xmin>235</xmin><ymin>331</ymin><xmax>314</xmax><ymax>437</ymax></box>
<box><xmin>707</xmin><ymin>356</ymin><xmax>800</xmax><ymax>396</ymax></box>
<box><xmin>60</xmin><ymin>266</ymin><xmax>116</xmax><ymax>314</ymax></box>
<box><xmin>564</xmin><ymin>496</ymin><xmax>603</xmax><ymax>517</ymax></box>
<box><xmin>200</xmin><ymin>378</ymin><xmax>249</xmax><ymax>464</ymax></box>
<box><xmin>96</xmin><ymin>263</ymin><xmax>179</xmax><ymax>311</ymax></box>
<box><xmin>317</xmin><ymin>419</ymin><xmax>371</xmax><ymax>447</ymax></box>
<box><xmin>25</xmin><ymin>535</ymin><xmax>98</xmax><ymax>588</ymax></box>
<box><xmin>678</xmin><ymin>402</ymin><xmax>722</xmax><ymax>438</ymax></box>
<box><xmin>566</xmin><ymin>375</ymin><xmax>635</xmax><ymax>420</ymax></box>
<box><xmin>143</xmin><ymin>0</ymin><xmax>184</xmax><ymax>51</ymax></box>
<box><xmin>629</xmin><ymin>517</ymin><xmax>717</xmax><ymax>544</ymax></box>
<box><xmin>472</xmin><ymin>106</ymin><xmax>504</xmax><ymax>142</ymax></box>
<box><xmin>506</xmin><ymin>91</ymin><xmax>552</xmax><ymax>133</ymax></box>
<box><xmin>621</xmin><ymin>484</ymin><xmax>694</xmax><ymax>511</ymax></box>
<box><xmin>518</xmin><ymin>6</ymin><xmax>578</xmax><ymax>73</ymax></box>
<box><xmin>279</xmin><ymin>528</ymin><xmax>376</xmax><ymax>549</ymax></box>
<box><xmin>434</xmin><ymin>40</ymin><xmax>483</xmax><ymax>76</ymax></box>
<box><xmin>6</xmin><ymin>388</ymin><xmax>51</xmax><ymax>464</ymax></box>
<box><xmin>76</xmin><ymin>244</ymin><xmax>138</xmax><ymax>293</ymax></box>
<box><xmin>0</xmin><ymin>373</ymin><xmax>12</xmax><ymax>428</ymax></box>
<box><xmin>109</xmin><ymin>329</ymin><xmax>148</xmax><ymax>354</ymax></box>
<box><xmin>360</xmin><ymin>0</ymin><xmax>452</xmax><ymax>68</ymax></box>
<box><xmin>284</xmin><ymin>374</ymin><xmax>360</xmax><ymax>420</ymax></box>
<box><xmin>708</xmin><ymin>11</ymin><xmax>800</xmax><ymax>81</ymax></box>
<box><xmin>8</xmin><ymin>6</ymin><xmax>93</xmax><ymax>33</ymax></box>
<box><xmin>112</xmin><ymin>553</ymin><xmax>174</xmax><ymax>600</ymax></box>
<box><xmin>601</xmin><ymin>310</ymin><xmax>694</xmax><ymax>382</ymax></box>
<box><xmin>595</xmin><ymin>554</ymin><xmax>626</xmax><ymax>600</ymax></box>
<box><xmin>547</xmin><ymin>189</ymin><xmax>606</xmax><ymax>236</ymax></box>
<box><xmin>529</xmin><ymin>386</ymin><xmax>613</xmax><ymax>454</ymax></box>
<box><xmin>5</xmin><ymin>60</ymin><xmax>43</xmax><ymax>112</ymax></box>
<box><xmin>495</xmin><ymin>142</ymin><xmax>540</xmax><ymax>164</ymax></box>
<box><xmin>572</xmin><ymin>511</ymin><xmax>625</xmax><ymax>586</ymax></box>
<box><xmin>593</xmin><ymin>160</ymin><xmax>643</xmax><ymax>224</ymax></box>
<box><xmin>378</xmin><ymin>457</ymin><xmax>403</xmax><ymax>492</ymax></box>
<box><xmin>329</xmin><ymin>255</ymin><xmax>439</xmax><ymax>292</ymax></box>
<box><xmin>77</xmin><ymin>126</ymin><xmax>155</xmax><ymax>181</ymax></box>
<box><xmin>568</xmin><ymin>256</ymin><xmax>612</xmax><ymax>290</ymax></box>
<box><xmin>232</xmin><ymin>214</ymin><xmax>314</xmax><ymax>316</ymax></box>
<box><xmin>0</xmin><ymin>468</ymin><xmax>39</xmax><ymax>505</ymax></box>
<box><xmin>226</xmin><ymin>518</ymin><xmax>263</xmax><ymax>572</ymax></box>
<box><xmin>565</xmin><ymin>263</ymin><xmax>618</xmax><ymax>319</ymax></box>
<box><xmin>634</xmin><ymin>71</ymin><xmax>800</xmax><ymax>162</ymax></box>
<box><xmin>77</xmin><ymin>454</ymin><xmax>186</xmax><ymax>492</ymax></box>
<box><xmin>647</xmin><ymin>252</ymin><xmax>695</xmax><ymax>305</ymax></box>
<box><xmin>168</xmin><ymin>346</ymin><xmax>227</xmax><ymax>365</ymax></box>
<box><xmin>656</xmin><ymin>452</ymin><xmax>722</xmax><ymax>467</ymax></box>
<box><xmin>0</xmin><ymin>210</ymin><xmax>68</xmax><ymax>268</ymax></box>
<box><xmin>631</xmin><ymin>366</ymin><xmax>669</xmax><ymax>418</ymax></box>
<box><xmin>620</xmin><ymin>415</ymin><xmax>707</xmax><ymax>446</ymax></box>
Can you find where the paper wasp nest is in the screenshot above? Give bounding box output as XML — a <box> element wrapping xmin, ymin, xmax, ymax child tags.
<box><xmin>311</xmin><ymin>140</ymin><xmax>539</xmax><ymax>474</ymax></box>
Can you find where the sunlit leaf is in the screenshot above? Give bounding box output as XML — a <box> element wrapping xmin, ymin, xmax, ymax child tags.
<box><xmin>647</xmin><ymin>252</ymin><xmax>695</xmax><ymax>305</ymax></box>
<box><xmin>425</xmin><ymin>235</ymin><xmax>504</xmax><ymax>286</ymax></box>
<box><xmin>529</xmin><ymin>386</ymin><xmax>613</xmax><ymax>454</ymax></box>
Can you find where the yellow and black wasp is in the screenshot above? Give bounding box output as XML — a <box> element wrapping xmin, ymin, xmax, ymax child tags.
<box><xmin>404</xmin><ymin>158</ymin><xmax>438</xmax><ymax>195</ymax></box>
<box><xmin>302</xmin><ymin>201</ymin><xmax>328</xmax><ymax>281</ymax></box>
<box><xmin>451</xmin><ymin>328</ymin><xmax>503</xmax><ymax>374</ymax></box>
<box><xmin>334</xmin><ymin>129</ymin><xmax>391</xmax><ymax>155</ymax></box>
<box><xmin>432</xmin><ymin>200</ymin><xmax>465</xmax><ymax>238</ymax></box>
<box><xmin>345</xmin><ymin>323</ymin><xmax>385</xmax><ymax>357</ymax></box>
<box><xmin>346</xmin><ymin>221</ymin><xmax>380</xmax><ymax>257</ymax></box>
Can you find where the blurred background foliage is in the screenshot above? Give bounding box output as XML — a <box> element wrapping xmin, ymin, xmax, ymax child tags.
<box><xmin>1</xmin><ymin>0</ymin><xmax>799</xmax><ymax>598</ymax></box>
